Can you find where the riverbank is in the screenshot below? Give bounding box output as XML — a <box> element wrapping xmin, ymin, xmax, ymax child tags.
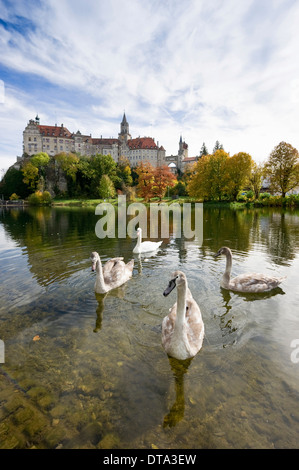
<box><xmin>50</xmin><ymin>194</ymin><xmax>299</xmax><ymax>209</ymax></box>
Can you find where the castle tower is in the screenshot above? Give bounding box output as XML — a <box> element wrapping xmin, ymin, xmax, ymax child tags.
<box><xmin>118</xmin><ymin>113</ymin><xmax>131</xmax><ymax>142</ymax></box>
<box><xmin>177</xmin><ymin>135</ymin><xmax>188</xmax><ymax>170</ymax></box>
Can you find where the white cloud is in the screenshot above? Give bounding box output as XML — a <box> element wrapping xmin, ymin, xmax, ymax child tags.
<box><xmin>1</xmin><ymin>0</ymin><xmax>299</xmax><ymax>172</ymax></box>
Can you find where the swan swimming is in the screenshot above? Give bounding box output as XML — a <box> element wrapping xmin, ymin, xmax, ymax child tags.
<box><xmin>214</xmin><ymin>246</ymin><xmax>286</xmax><ymax>293</ymax></box>
<box><xmin>91</xmin><ymin>252</ymin><xmax>134</xmax><ymax>294</ymax></box>
<box><xmin>162</xmin><ymin>271</ymin><xmax>204</xmax><ymax>360</ymax></box>
<box><xmin>133</xmin><ymin>227</ymin><xmax>162</xmax><ymax>254</ymax></box>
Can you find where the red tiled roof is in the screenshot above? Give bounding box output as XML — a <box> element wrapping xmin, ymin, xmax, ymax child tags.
<box><xmin>182</xmin><ymin>156</ymin><xmax>197</xmax><ymax>162</ymax></box>
<box><xmin>127</xmin><ymin>137</ymin><xmax>158</xmax><ymax>150</ymax></box>
<box><xmin>92</xmin><ymin>138</ymin><xmax>119</xmax><ymax>145</ymax></box>
<box><xmin>39</xmin><ymin>125</ymin><xmax>72</xmax><ymax>139</ymax></box>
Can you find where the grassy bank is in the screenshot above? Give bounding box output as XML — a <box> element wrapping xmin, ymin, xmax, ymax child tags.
<box><xmin>43</xmin><ymin>194</ymin><xmax>299</xmax><ymax>209</ymax></box>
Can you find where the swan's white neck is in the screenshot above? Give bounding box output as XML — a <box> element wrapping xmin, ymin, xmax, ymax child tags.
<box><xmin>175</xmin><ymin>282</ymin><xmax>187</xmax><ymax>328</ymax></box>
<box><xmin>95</xmin><ymin>257</ymin><xmax>107</xmax><ymax>292</ymax></box>
<box><xmin>222</xmin><ymin>249</ymin><xmax>232</xmax><ymax>287</ymax></box>
<box><xmin>136</xmin><ymin>231</ymin><xmax>141</xmax><ymax>247</ymax></box>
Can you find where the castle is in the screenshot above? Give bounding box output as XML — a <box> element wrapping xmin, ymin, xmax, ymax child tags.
<box><xmin>21</xmin><ymin>113</ymin><xmax>192</xmax><ymax>172</ymax></box>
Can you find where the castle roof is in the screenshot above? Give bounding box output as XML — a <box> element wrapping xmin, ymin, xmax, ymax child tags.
<box><xmin>182</xmin><ymin>156</ymin><xmax>197</xmax><ymax>163</ymax></box>
<box><xmin>128</xmin><ymin>137</ymin><xmax>158</xmax><ymax>150</ymax></box>
<box><xmin>92</xmin><ymin>138</ymin><xmax>119</xmax><ymax>145</ymax></box>
<box><xmin>39</xmin><ymin>125</ymin><xmax>72</xmax><ymax>139</ymax></box>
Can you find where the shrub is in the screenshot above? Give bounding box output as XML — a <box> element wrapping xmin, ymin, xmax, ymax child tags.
<box><xmin>259</xmin><ymin>192</ymin><xmax>271</xmax><ymax>200</ymax></box>
<box><xmin>245</xmin><ymin>190</ymin><xmax>254</xmax><ymax>200</ymax></box>
<box><xmin>28</xmin><ymin>190</ymin><xmax>52</xmax><ymax>205</ymax></box>
<box><xmin>9</xmin><ymin>193</ymin><xmax>20</xmax><ymax>200</ymax></box>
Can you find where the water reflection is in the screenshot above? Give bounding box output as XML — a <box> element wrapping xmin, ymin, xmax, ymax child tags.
<box><xmin>93</xmin><ymin>285</ymin><xmax>127</xmax><ymax>332</ymax></box>
<box><xmin>163</xmin><ymin>357</ymin><xmax>192</xmax><ymax>428</ymax></box>
<box><xmin>94</xmin><ymin>293</ymin><xmax>106</xmax><ymax>332</ymax></box>
<box><xmin>1</xmin><ymin>205</ymin><xmax>299</xmax><ymax>449</ymax></box>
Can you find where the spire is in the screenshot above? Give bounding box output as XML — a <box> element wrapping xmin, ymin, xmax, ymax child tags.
<box><xmin>122</xmin><ymin>112</ymin><xmax>128</xmax><ymax>124</ymax></box>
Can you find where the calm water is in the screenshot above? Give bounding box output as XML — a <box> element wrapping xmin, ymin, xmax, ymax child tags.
<box><xmin>1</xmin><ymin>204</ymin><xmax>299</xmax><ymax>449</ymax></box>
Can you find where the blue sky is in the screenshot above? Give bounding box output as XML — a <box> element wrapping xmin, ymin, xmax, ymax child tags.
<box><xmin>1</xmin><ymin>0</ymin><xmax>299</xmax><ymax>172</ymax></box>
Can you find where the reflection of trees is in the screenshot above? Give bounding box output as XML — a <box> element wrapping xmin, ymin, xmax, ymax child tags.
<box><xmin>163</xmin><ymin>357</ymin><xmax>192</xmax><ymax>428</ymax></box>
<box><xmin>200</xmin><ymin>207</ymin><xmax>254</xmax><ymax>255</ymax></box>
<box><xmin>200</xmin><ymin>206</ymin><xmax>299</xmax><ymax>266</ymax></box>
<box><xmin>93</xmin><ymin>293</ymin><xmax>106</xmax><ymax>332</ymax></box>
<box><xmin>259</xmin><ymin>210</ymin><xmax>299</xmax><ymax>265</ymax></box>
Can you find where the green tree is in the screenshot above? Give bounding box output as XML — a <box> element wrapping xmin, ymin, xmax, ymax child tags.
<box><xmin>249</xmin><ymin>162</ymin><xmax>264</xmax><ymax>199</ymax></box>
<box><xmin>90</xmin><ymin>154</ymin><xmax>120</xmax><ymax>196</ymax></box>
<box><xmin>213</xmin><ymin>140</ymin><xmax>224</xmax><ymax>153</ymax></box>
<box><xmin>199</xmin><ymin>142</ymin><xmax>209</xmax><ymax>157</ymax></box>
<box><xmin>0</xmin><ymin>167</ymin><xmax>30</xmax><ymax>199</ymax></box>
<box><xmin>116</xmin><ymin>157</ymin><xmax>133</xmax><ymax>189</ymax></box>
<box><xmin>98</xmin><ymin>174</ymin><xmax>116</xmax><ymax>199</ymax></box>
<box><xmin>226</xmin><ymin>152</ymin><xmax>253</xmax><ymax>200</ymax></box>
<box><xmin>264</xmin><ymin>142</ymin><xmax>299</xmax><ymax>197</ymax></box>
<box><xmin>30</xmin><ymin>152</ymin><xmax>50</xmax><ymax>170</ymax></box>
<box><xmin>55</xmin><ymin>152</ymin><xmax>79</xmax><ymax>182</ymax></box>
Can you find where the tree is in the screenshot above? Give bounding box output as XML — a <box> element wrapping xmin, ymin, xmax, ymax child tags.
<box><xmin>55</xmin><ymin>152</ymin><xmax>79</xmax><ymax>182</ymax></box>
<box><xmin>226</xmin><ymin>152</ymin><xmax>253</xmax><ymax>200</ymax></box>
<box><xmin>135</xmin><ymin>161</ymin><xmax>155</xmax><ymax>202</ymax></box>
<box><xmin>187</xmin><ymin>150</ymin><xmax>230</xmax><ymax>201</ymax></box>
<box><xmin>199</xmin><ymin>142</ymin><xmax>209</xmax><ymax>157</ymax></box>
<box><xmin>213</xmin><ymin>140</ymin><xmax>224</xmax><ymax>153</ymax></box>
<box><xmin>0</xmin><ymin>167</ymin><xmax>30</xmax><ymax>199</ymax></box>
<box><xmin>187</xmin><ymin>156</ymin><xmax>213</xmax><ymax>200</ymax></box>
<box><xmin>30</xmin><ymin>152</ymin><xmax>50</xmax><ymax>170</ymax></box>
<box><xmin>264</xmin><ymin>142</ymin><xmax>299</xmax><ymax>197</ymax></box>
<box><xmin>117</xmin><ymin>157</ymin><xmax>133</xmax><ymax>189</ymax></box>
<box><xmin>22</xmin><ymin>161</ymin><xmax>39</xmax><ymax>190</ymax></box>
<box><xmin>152</xmin><ymin>165</ymin><xmax>176</xmax><ymax>201</ymax></box>
<box><xmin>249</xmin><ymin>162</ymin><xmax>264</xmax><ymax>199</ymax></box>
<box><xmin>98</xmin><ymin>174</ymin><xmax>116</xmax><ymax>199</ymax></box>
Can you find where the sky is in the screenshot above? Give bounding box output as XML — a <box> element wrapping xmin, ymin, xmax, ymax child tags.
<box><xmin>1</xmin><ymin>0</ymin><xmax>299</xmax><ymax>173</ymax></box>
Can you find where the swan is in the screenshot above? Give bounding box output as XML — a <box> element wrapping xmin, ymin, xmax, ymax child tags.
<box><xmin>133</xmin><ymin>227</ymin><xmax>162</xmax><ymax>254</ymax></box>
<box><xmin>214</xmin><ymin>246</ymin><xmax>286</xmax><ymax>293</ymax></box>
<box><xmin>90</xmin><ymin>252</ymin><xmax>134</xmax><ymax>294</ymax></box>
<box><xmin>162</xmin><ymin>271</ymin><xmax>205</xmax><ymax>360</ymax></box>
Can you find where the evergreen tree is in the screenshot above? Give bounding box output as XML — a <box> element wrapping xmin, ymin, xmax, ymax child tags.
<box><xmin>213</xmin><ymin>140</ymin><xmax>224</xmax><ymax>153</ymax></box>
<box><xmin>199</xmin><ymin>142</ymin><xmax>209</xmax><ymax>157</ymax></box>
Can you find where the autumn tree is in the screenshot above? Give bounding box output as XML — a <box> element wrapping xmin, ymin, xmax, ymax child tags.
<box><xmin>187</xmin><ymin>156</ymin><xmax>211</xmax><ymax>200</ymax></box>
<box><xmin>226</xmin><ymin>152</ymin><xmax>253</xmax><ymax>200</ymax></box>
<box><xmin>135</xmin><ymin>161</ymin><xmax>155</xmax><ymax>202</ymax></box>
<box><xmin>22</xmin><ymin>161</ymin><xmax>39</xmax><ymax>190</ymax></box>
<box><xmin>152</xmin><ymin>165</ymin><xmax>176</xmax><ymax>201</ymax></box>
<box><xmin>264</xmin><ymin>142</ymin><xmax>299</xmax><ymax>197</ymax></box>
<box><xmin>187</xmin><ymin>150</ymin><xmax>230</xmax><ymax>201</ymax></box>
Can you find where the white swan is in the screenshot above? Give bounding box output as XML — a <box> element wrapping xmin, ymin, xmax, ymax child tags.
<box><xmin>162</xmin><ymin>271</ymin><xmax>204</xmax><ymax>360</ymax></box>
<box><xmin>90</xmin><ymin>252</ymin><xmax>134</xmax><ymax>294</ymax></box>
<box><xmin>133</xmin><ymin>227</ymin><xmax>162</xmax><ymax>254</ymax></box>
<box><xmin>214</xmin><ymin>246</ymin><xmax>286</xmax><ymax>293</ymax></box>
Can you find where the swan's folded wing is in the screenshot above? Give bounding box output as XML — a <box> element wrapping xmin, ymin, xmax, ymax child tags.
<box><xmin>103</xmin><ymin>258</ymin><xmax>126</xmax><ymax>283</ymax></box>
